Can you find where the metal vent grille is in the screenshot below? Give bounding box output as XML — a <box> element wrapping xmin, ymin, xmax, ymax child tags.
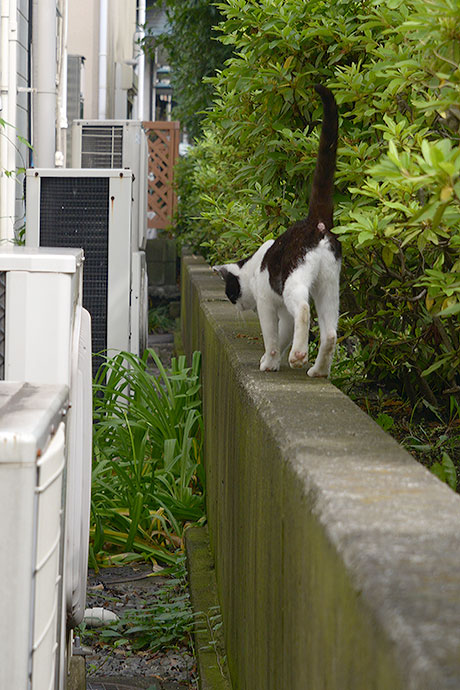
<box><xmin>39</xmin><ymin>177</ymin><xmax>109</xmax><ymax>376</ymax></box>
<box><xmin>0</xmin><ymin>272</ymin><xmax>5</xmax><ymax>380</ymax></box>
<box><xmin>81</xmin><ymin>125</ymin><xmax>123</xmax><ymax>168</ymax></box>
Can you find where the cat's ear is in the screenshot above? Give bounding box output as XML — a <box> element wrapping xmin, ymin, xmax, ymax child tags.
<box><xmin>212</xmin><ymin>265</ymin><xmax>229</xmax><ymax>281</ymax></box>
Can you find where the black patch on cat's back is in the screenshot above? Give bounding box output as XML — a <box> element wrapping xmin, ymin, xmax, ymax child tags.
<box><xmin>237</xmin><ymin>257</ymin><xmax>251</xmax><ymax>269</ymax></box>
<box><xmin>225</xmin><ymin>272</ymin><xmax>242</xmax><ymax>304</ymax></box>
<box><xmin>261</xmin><ymin>219</ymin><xmax>341</xmax><ymax>296</ymax></box>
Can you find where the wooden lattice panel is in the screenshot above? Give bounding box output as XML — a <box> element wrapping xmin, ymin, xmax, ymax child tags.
<box><xmin>143</xmin><ymin>121</ymin><xmax>180</xmax><ymax>231</ymax></box>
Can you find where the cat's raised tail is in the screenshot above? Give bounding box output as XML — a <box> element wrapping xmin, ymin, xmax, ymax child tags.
<box><xmin>306</xmin><ymin>84</ymin><xmax>338</xmax><ymax>230</ymax></box>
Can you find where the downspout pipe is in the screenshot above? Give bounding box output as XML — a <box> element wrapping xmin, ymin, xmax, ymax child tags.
<box><xmin>33</xmin><ymin>0</ymin><xmax>56</xmax><ymax>168</ymax></box>
<box><xmin>136</xmin><ymin>0</ymin><xmax>145</xmax><ymax>121</ymax></box>
<box><xmin>98</xmin><ymin>0</ymin><xmax>107</xmax><ymax>119</ymax></box>
<box><xmin>55</xmin><ymin>0</ymin><xmax>68</xmax><ymax>166</ymax></box>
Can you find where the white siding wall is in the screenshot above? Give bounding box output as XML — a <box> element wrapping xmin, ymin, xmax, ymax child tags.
<box><xmin>107</xmin><ymin>0</ymin><xmax>136</xmax><ymax>118</ymax></box>
<box><xmin>67</xmin><ymin>0</ymin><xmax>137</xmax><ymax>121</ymax></box>
<box><xmin>67</xmin><ymin>0</ymin><xmax>100</xmax><ymax>119</ymax></box>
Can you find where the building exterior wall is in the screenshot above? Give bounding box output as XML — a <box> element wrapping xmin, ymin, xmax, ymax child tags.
<box><xmin>15</xmin><ymin>0</ymin><xmax>31</xmax><ymax>234</ymax></box>
<box><xmin>107</xmin><ymin>0</ymin><xmax>136</xmax><ymax>118</ymax></box>
<box><xmin>0</xmin><ymin>0</ymin><xmax>148</xmax><ymax>238</ymax></box>
<box><xmin>67</xmin><ymin>0</ymin><xmax>137</xmax><ymax>121</ymax></box>
<box><xmin>16</xmin><ymin>0</ymin><xmax>30</xmax><ymax>151</ymax></box>
<box><xmin>67</xmin><ymin>0</ymin><xmax>100</xmax><ymax>119</ymax></box>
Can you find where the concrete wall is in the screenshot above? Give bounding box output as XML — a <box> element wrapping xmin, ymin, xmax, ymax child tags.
<box><xmin>181</xmin><ymin>253</ymin><xmax>460</xmax><ymax>690</ymax></box>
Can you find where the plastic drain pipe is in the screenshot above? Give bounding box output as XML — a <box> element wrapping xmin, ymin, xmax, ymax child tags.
<box><xmin>33</xmin><ymin>0</ymin><xmax>56</xmax><ymax>168</ymax></box>
<box><xmin>136</xmin><ymin>0</ymin><xmax>146</xmax><ymax>121</ymax></box>
<box><xmin>98</xmin><ymin>0</ymin><xmax>108</xmax><ymax>119</ymax></box>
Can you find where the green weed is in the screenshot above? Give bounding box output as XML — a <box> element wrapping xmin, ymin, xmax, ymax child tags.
<box><xmin>149</xmin><ymin>304</ymin><xmax>176</xmax><ymax>334</ymax></box>
<box><xmin>90</xmin><ymin>349</ymin><xmax>205</xmax><ymax>568</ymax></box>
<box><xmin>88</xmin><ymin>560</ymin><xmax>194</xmax><ymax>654</ymax></box>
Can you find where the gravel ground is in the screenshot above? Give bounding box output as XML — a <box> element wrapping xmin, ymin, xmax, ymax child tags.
<box><xmin>83</xmin><ymin>564</ymin><xmax>197</xmax><ymax>690</ymax></box>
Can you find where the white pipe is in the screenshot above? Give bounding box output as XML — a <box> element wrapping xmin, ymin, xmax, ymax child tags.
<box><xmin>55</xmin><ymin>0</ymin><xmax>68</xmax><ymax>166</ymax></box>
<box><xmin>33</xmin><ymin>0</ymin><xmax>56</xmax><ymax>167</ymax></box>
<box><xmin>151</xmin><ymin>47</ymin><xmax>158</xmax><ymax>120</ymax></box>
<box><xmin>136</xmin><ymin>0</ymin><xmax>146</xmax><ymax>120</ymax></box>
<box><xmin>0</xmin><ymin>0</ymin><xmax>18</xmax><ymax>241</ymax></box>
<box><xmin>98</xmin><ymin>0</ymin><xmax>108</xmax><ymax>119</ymax></box>
<box><xmin>0</xmin><ymin>1</ymin><xmax>10</xmax><ymax>240</ymax></box>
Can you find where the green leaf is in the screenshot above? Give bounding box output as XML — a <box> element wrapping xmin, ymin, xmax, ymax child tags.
<box><xmin>438</xmin><ymin>302</ymin><xmax>460</xmax><ymax>318</ymax></box>
<box><xmin>430</xmin><ymin>453</ymin><xmax>457</xmax><ymax>491</ymax></box>
<box><xmin>441</xmin><ymin>453</ymin><xmax>457</xmax><ymax>491</ymax></box>
<box><xmin>376</xmin><ymin>412</ymin><xmax>395</xmax><ymax>431</ymax></box>
<box><xmin>382</xmin><ymin>245</ymin><xmax>394</xmax><ymax>267</ymax></box>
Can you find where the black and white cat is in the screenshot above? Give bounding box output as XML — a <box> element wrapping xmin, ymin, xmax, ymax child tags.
<box><xmin>214</xmin><ymin>85</ymin><xmax>341</xmax><ymax>377</ymax></box>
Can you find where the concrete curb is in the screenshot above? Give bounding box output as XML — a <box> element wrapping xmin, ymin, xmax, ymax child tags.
<box><xmin>68</xmin><ymin>655</ymin><xmax>86</xmax><ymax>690</ymax></box>
<box><xmin>185</xmin><ymin>527</ymin><xmax>232</xmax><ymax>690</ymax></box>
<box><xmin>181</xmin><ymin>252</ymin><xmax>460</xmax><ymax>690</ymax></box>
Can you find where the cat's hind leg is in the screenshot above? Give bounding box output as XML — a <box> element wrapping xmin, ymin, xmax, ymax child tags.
<box><xmin>278</xmin><ymin>307</ymin><xmax>294</xmax><ymax>361</ymax></box>
<box><xmin>308</xmin><ymin>275</ymin><xmax>339</xmax><ymax>378</ymax></box>
<box><xmin>258</xmin><ymin>299</ymin><xmax>282</xmax><ymax>371</ymax></box>
<box><xmin>283</xmin><ymin>282</ymin><xmax>311</xmax><ymax>369</ymax></box>
<box><xmin>289</xmin><ymin>302</ymin><xmax>310</xmax><ymax>368</ymax></box>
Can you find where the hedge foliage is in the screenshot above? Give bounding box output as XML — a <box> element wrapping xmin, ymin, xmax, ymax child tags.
<box><xmin>174</xmin><ymin>0</ymin><xmax>460</xmax><ymax>403</ymax></box>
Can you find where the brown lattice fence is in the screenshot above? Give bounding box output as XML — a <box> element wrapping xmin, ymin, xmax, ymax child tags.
<box><xmin>142</xmin><ymin>121</ymin><xmax>180</xmax><ymax>232</ymax></box>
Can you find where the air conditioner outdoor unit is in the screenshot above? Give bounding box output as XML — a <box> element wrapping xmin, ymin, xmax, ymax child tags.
<box><xmin>25</xmin><ymin>168</ymin><xmax>148</xmax><ymax>373</ymax></box>
<box><xmin>71</xmin><ymin>119</ymin><xmax>148</xmax><ymax>250</ymax></box>
<box><xmin>0</xmin><ymin>382</ymin><xmax>69</xmax><ymax>690</ymax></box>
<box><xmin>0</xmin><ymin>246</ymin><xmax>92</xmax><ymax>689</ymax></box>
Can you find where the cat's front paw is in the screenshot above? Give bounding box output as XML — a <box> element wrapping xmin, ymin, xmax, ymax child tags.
<box><xmin>288</xmin><ymin>349</ymin><xmax>308</xmax><ymax>369</ymax></box>
<box><xmin>260</xmin><ymin>350</ymin><xmax>280</xmax><ymax>372</ymax></box>
<box><xmin>307</xmin><ymin>365</ymin><xmax>328</xmax><ymax>378</ymax></box>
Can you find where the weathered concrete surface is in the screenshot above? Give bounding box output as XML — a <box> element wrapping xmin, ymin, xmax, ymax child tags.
<box><xmin>185</xmin><ymin>527</ymin><xmax>232</xmax><ymax>690</ymax></box>
<box><xmin>181</xmin><ymin>252</ymin><xmax>460</xmax><ymax>690</ymax></box>
<box><xmin>146</xmin><ymin>238</ymin><xmax>177</xmax><ymax>287</ymax></box>
<box><xmin>68</xmin><ymin>655</ymin><xmax>86</xmax><ymax>690</ymax></box>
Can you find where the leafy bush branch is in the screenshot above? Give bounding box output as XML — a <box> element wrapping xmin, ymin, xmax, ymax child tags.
<box><xmin>174</xmin><ymin>0</ymin><xmax>460</xmax><ymax>404</ymax></box>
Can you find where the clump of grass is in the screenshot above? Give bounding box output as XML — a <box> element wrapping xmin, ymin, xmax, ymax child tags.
<box><xmin>90</xmin><ymin>349</ymin><xmax>204</xmax><ymax>568</ymax></box>
<box><xmin>149</xmin><ymin>304</ymin><xmax>176</xmax><ymax>334</ymax></box>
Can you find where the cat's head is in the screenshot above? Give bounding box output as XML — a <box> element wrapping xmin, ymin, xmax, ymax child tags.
<box><xmin>212</xmin><ymin>263</ymin><xmax>256</xmax><ymax>311</ymax></box>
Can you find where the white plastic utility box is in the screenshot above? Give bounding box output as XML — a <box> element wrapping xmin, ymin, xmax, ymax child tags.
<box><xmin>0</xmin><ymin>382</ymin><xmax>69</xmax><ymax>690</ymax></box>
<box><xmin>0</xmin><ymin>246</ymin><xmax>84</xmax><ymax>384</ymax></box>
<box><xmin>0</xmin><ymin>246</ymin><xmax>93</xmax><ymax>688</ymax></box>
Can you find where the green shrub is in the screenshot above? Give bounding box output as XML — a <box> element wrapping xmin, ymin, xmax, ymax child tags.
<box><xmin>176</xmin><ymin>0</ymin><xmax>460</xmax><ymax>404</ymax></box>
<box><xmin>144</xmin><ymin>0</ymin><xmax>233</xmax><ymax>139</ymax></box>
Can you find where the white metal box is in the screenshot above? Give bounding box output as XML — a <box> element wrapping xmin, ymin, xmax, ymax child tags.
<box><xmin>0</xmin><ymin>246</ymin><xmax>84</xmax><ymax>384</ymax></box>
<box><xmin>0</xmin><ymin>246</ymin><xmax>93</xmax><ymax>669</ymax></box>
<box><xmin>71</xmin><ymin>119</ymin><xmax>148</xmax><ymax>249</ymax></box>
<box><xmin>25</xmin><ymin>168</ymin><xmax>147</xmax><ymax>365</ymax></box>
<box><xmin>0</xmin><ymin>382</ymin><xmax>68</xmax><ymax>690</ymax></box>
